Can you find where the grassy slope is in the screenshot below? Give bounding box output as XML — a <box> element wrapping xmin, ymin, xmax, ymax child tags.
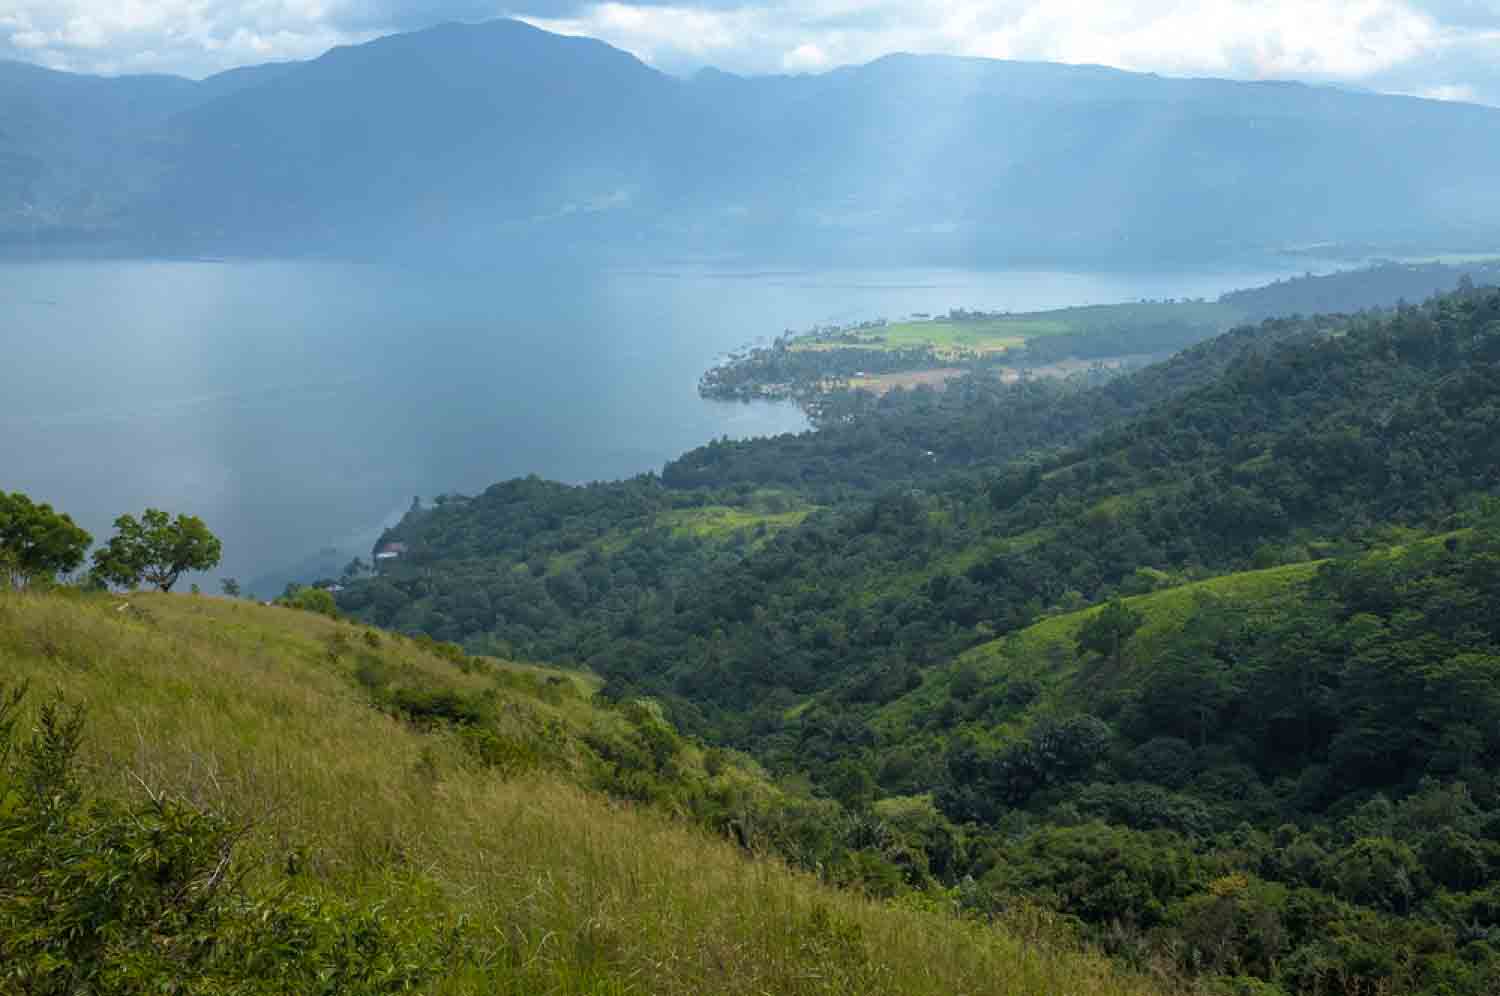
<box><xmin>874</xmin><ymin>560</ymin><xmax>1323</xmax><ymax>744</ymax></box>
<box><xmin>0</xmin><ymin>590</ymin><xmax>1167</xmax><ymax>996</ymax></box>
<box><xmin>541</xmin><ymin>502</ymin><xmax>814</xmax><ymax>577</ymax></box>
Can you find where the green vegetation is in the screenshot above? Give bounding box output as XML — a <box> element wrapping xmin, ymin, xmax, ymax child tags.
<box><xmin>276</xmin><ymin>583</ymin><xmax>339</xmax><ymax>616</ymax></box>
<box><xmin>699</xmin><ymin>265</ymin><xmax>1499</xmax><ymax>411</ymax></box>
<box><xmin>794</xmin><ymin>303</ymin><xmax>1237</xmax><ymax>358</ymax></box>
<box><xmin>91</xmin><ymin>508</ymin><xmax>222</xmax><ymax>592</ymax></box>
<box><xmin>0</xmin><ymin>589</ymin><xmax>1165</xmax><ymax>995</ymax></box>
<box><xmin>0</xmin><ymin>491</ymin><xmax>92</xmax><ymax>590</ymax></box>
<box><xmin>14</xmin><ymin>266</ymin><xmax>1500</xmax><ymax>994</ymax></box>
<box><xmin>700</xmin><ymin>301</ymin><xmax>1242</xmax><ymax>405</ymax></box>
<box><xmin>334</xmin><ymin>277</ymin><xmax>1500</xmax><ymax>993</ymax></box>
<box><xmin>787</xmin><ymin>318</ymin><xmax>1034</xmax><ymax>356</ymax></box>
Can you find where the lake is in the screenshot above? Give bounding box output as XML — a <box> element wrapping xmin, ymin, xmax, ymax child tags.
<box><xmin>1</xmin><ymin>258</ymin><xmax>1315</xmax><ymax>593</ymax></box>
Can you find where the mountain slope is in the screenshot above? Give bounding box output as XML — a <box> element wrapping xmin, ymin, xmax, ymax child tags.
<box><xmin>677</xmin><ymin>53</ymin><xmax>1500</xmax><ymax>260</ymax></box>
<box><xmin>146</xmin><ymin>20</ymin><xmax>680</xmax><ymax>253</ymax></box>
<box><xmin>7</xmin><ymin>19</ymin><xmax>1500</xmax><ymax>259</ymax></box>
<box><xmin>323</xmin><ymin>280</ymin><xmax>1500</xmax><ymax>994</ymax></box>
<box><xmin>0</xmin><ymin>589</ymin><xmax>1164</xmax><ymax>995</ymax></box>
<box><xmin>0</xmin><ymin>58</ymin><xmax>297</xmax><ymax>244</ymax></box>
<box><xmin>345</xmin><ymin>280</ymin><xmax>1500</xmax><ymax>726</ymax></box>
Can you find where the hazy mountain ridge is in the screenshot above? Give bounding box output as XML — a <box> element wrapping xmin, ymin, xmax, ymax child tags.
<box><xmin>4</xmin><ymin>18</ymin><xmax>1500</xmax><ymax>261</ymax></box>
<box><xmin>0</xmin><ymin>58</ymin><xmax>299</xmax><ymax>242</ymax></box>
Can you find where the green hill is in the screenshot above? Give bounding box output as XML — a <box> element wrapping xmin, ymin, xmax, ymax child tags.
<box><xmin>328</xmin><ymin>280</ymin><xmax>1500</xmax><ymax>994</ymax></box>
<box><xmin>0</xmin><ymin>589</ymin><xmax>1164</xmax><ymax>995</ymax></box>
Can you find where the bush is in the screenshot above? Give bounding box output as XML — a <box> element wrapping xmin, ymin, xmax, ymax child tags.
<box><xmin>0</xmin><ymin>684</ymin><xmax>454</xmax><ymax>993</ymax></box>
<box><xmin>277</xmin><ymin>584</ymin><xmax>339</xmax><ymax>617</ymax></box>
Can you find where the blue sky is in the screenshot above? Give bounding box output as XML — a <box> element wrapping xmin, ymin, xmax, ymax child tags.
<box><xmin>2</xmin><ymin>1</ymin><xmax>1498</xmax><ymax>106</ymax></box>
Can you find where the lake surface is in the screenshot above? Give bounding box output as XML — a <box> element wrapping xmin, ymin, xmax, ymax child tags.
<box><xmin>1</xmin><ymin>258</ymin><xmax>1316</xmax><ymax>591</ymax></box>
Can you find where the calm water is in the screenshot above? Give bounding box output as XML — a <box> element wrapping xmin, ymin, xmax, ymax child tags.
<box><xmin>1</xmin><ymin>258</ymin><xmax>1313</xmax><ymax>590</ymax></box>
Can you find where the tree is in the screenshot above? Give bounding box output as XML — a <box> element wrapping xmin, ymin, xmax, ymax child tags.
<box><xmin>1076</xmin><ymin>599</ymin><xmax>1144</xmax><ymax>667</ymax></box>
<box><xmin>220</xmin><ymin>577</ymin><xmax>242</xmax><ymax>598</ymax></box>
<box><xmin>827</xmin><ymin>758</ymin><xmax>877</xmax><ymax>813</ymax></box>
<box><xmin>0</xmin><ymin>491</ymin><xmax>92</xmax><ymax>590</ymax></box>
<box><xmin>92</xmin><ymin>509</ymin><xmax>222</xmax><ymax>593</ymax></box>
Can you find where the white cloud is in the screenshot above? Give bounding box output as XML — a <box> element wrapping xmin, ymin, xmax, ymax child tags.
<box><xmin>0</xmin><ymin>0</ymin><xmax>1495</xmax><ymax>107</ymax></box>
<box><xmin>1419</xmin><ymin>81</ymin><xmax>1480</xmax><ymax>99</ymax></box>
<box><xmin>0</xmin><ymin>1</ymin><xmax>418</xmax><ymax>76</ymax></box>
<box><xmin>782</xmin><ymin>41</ymin><xmax>830</xmax><ymax>72</ymax></box>
<box><xmin>520</xmin><ymin>1</ymin><xmax>1450</xmax><ymax>80</ymax></box>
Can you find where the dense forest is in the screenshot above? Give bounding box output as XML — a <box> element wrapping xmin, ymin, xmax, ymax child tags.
<box><xmin>332</xmin><ymin>267</ymin><xmax>1500</xmax><ymax>994</ymax></box>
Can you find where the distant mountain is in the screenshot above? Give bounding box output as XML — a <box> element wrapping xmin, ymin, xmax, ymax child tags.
<box><xmin>0</xmin><ymin>58</ymin><xmax>298</xmax><ymax>247</ymax></box>
<box><xmin>143</xmin><ymin>20</ymin><xmax>677</xmax><ymax>254</ymax></box>
<box><xmin>4</xmin><ymin>18</ymin><xmax>1500</xmax><ymax>262</ymax></box>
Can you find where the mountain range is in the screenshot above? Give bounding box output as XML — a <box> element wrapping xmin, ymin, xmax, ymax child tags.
<box><xmin>4</xmin><ymin>18</ymin><xmax>1500</xmax><ymax>262</ymax></box>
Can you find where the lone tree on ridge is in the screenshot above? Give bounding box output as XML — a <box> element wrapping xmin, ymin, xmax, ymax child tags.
<box><xmin>92</xmin><ymin>509</ymin><xmax>222</xmax><ymax>593</ymax></box>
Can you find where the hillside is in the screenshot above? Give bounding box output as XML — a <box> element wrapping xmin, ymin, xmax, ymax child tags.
<box><xmin>0</xmin><ymin>589</ymin><xmax>1163</xmax><ymax>995</ymax></box>
<box><xmin>327</xmin><ymin>279</ymin><xmax>1500</xmax><ymax>994</ymax></box>
<box><xmin>345</xmin><ymin>277</ymin><xmax>1500</xmax><ymax>694</ymax></box>
<box><xmin>6</xmin><ymin>19</ymin><xmax>1500</xmax><ymax>260</ymax></box>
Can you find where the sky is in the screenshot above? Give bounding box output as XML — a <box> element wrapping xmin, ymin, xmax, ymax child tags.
<box><xmin>2</xmin><ymin>0</ymin><xmax>1498</xmax><ymax>106</ymax></box>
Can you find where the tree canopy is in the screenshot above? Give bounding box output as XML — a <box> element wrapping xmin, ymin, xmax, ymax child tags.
<box><xmin>0</xmin><ymin>491</ymin><xmax>92</xmax><ymax>590</ymax></box>
<box><xmin>92</xmin><ymin>509</ymin><xmax>222</xmax><ymax>593</ymax></box>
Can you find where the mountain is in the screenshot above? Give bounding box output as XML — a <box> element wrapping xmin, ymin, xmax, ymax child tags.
<box><xmin>0</xmin><ymin>58</ymin><xmax>297</xmax><ymax>248</ymax></box>
<box><xmin>4</xmin><ymin>19</ymin><xmax>1500</xmax><ymax>260</ymax></box>
<box><xmin>675</xmin><ymin>53</ymin><xmax>1500</xmax><ymax>261</ymax></box>
<box><xmin>144</xmin><ymin>20</ymin><xmax>678</xmax><ymax>254</ymax></box>
<box><xmin>0</xmin><ymin>61</ymin><xmax>196</xmax><ymax>240</ymax></box>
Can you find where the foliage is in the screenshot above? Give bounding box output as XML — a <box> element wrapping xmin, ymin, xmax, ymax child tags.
<box><xmin>0</xmin><ymin>589</ymin><xmax>1165</xmax><ymax>996</ymax></box>
<box><xmin>0</xmin><ymin>491</ymin><xmax>92</xmax><ymax>590</ymax></box>
<box><xmin>91</xmin><ymin>508</ymin><xmax>222</xmax><ymax>592</ymax></box>
<box><xmin>326</xmin><ymin>282</ymin><xmax>1500</xmax><ymax>994</ymax></box>
<box><xmin>0</xmin><ymin>684</ymin><xmax>451</xmax><ymax>994</ymax></box>
<box><xmin>1076</xmin><ymin>599</ymin><xmax>1144</xmax><ymax>664</ymax></box>
<box><xmin>276</xmin><ymin>584</ymin><xmax>338</xmax><ymax>617</ymax></box>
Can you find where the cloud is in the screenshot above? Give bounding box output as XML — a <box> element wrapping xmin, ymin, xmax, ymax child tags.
<box><xmin>1420</xmin><ymin>82</ymin><xmax>1480</xmax><ymax>100</ymax></box>
<box><xmin>520</xmin><ymin>1</ymin><xmax>1451</xmax><ymax>78</ymax></box>
<box><xmin>0</xmin><ymin>0</ymin><xmax>1496</xmax><ymax>107</ymax></box>
<box><xmin>0</xmin><ymin>1</ymin><xmax>380</xmax><ymax>76</ymax></box>
<box><xmin>520</xmin><ymin>0</ymin><xmax>1500</xmax><ymax>103</ymax></box>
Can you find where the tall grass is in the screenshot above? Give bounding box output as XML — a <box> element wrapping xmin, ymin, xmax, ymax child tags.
<box><xmin>0</xmin><ymin>590</ymin><xmax>1171</xmax><ymax>995</ymax></box>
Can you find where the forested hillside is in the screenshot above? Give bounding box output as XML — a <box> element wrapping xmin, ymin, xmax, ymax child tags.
<box><xmin>336</xmin><ymin>276</ymin><xmax>1500</xmax><ymax>994</ymax></box>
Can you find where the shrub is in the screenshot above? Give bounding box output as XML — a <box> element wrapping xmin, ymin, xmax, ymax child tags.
<box><xmin>276</xmin><ymin>584</ymin><xmax>339</xmax><ymax>617</ymax></box>
<box><xmin>0</xmin><ymin>684</ymin><xmax>454</xmax><ymax>993</ymax></box>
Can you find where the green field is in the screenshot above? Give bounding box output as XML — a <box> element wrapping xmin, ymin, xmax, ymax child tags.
<box><xmin>786</xmin><ymin>302</ymin><xmax>1241</xmax><ymax>359</ymax></box>
<box><xmin>790</xmin><ymin>321</ymin><xmax>1036</xmax><ymax>357</ymax></box>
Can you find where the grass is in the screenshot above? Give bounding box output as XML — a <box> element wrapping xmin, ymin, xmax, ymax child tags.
<box><xmin>659</xmin><ymin>504</ymin><xmax>812</xmax><ymax>539</ymax></box>
<box><xmin>0</xmin><ymin>589</ymin><xmax>1171</xmax><ymax>996</ymax></box>
<box><xmin>874</xmin><ymin>560</ymin><xmax>1322</xmax><ymax>741</ymax></box>
<box><xmin>785</xmin><ymin>302</ymin><xmax>1242</xmax><ymax>361</ymax></box>
<box><xmin>545</xmin><ymin>502</ymin><xmax>815</xmax><ymax>576</ymax></box>
<box><xmin>789</xmin><ymin>320</ymin><xmax>1039</xmax><ymax>358</ymax></box>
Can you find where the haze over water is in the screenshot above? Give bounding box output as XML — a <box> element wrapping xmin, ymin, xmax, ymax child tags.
<box><xmin>2</xmin><ymin>258</ymin><xmax>1315</xmax><ymax>588</ymax></box>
